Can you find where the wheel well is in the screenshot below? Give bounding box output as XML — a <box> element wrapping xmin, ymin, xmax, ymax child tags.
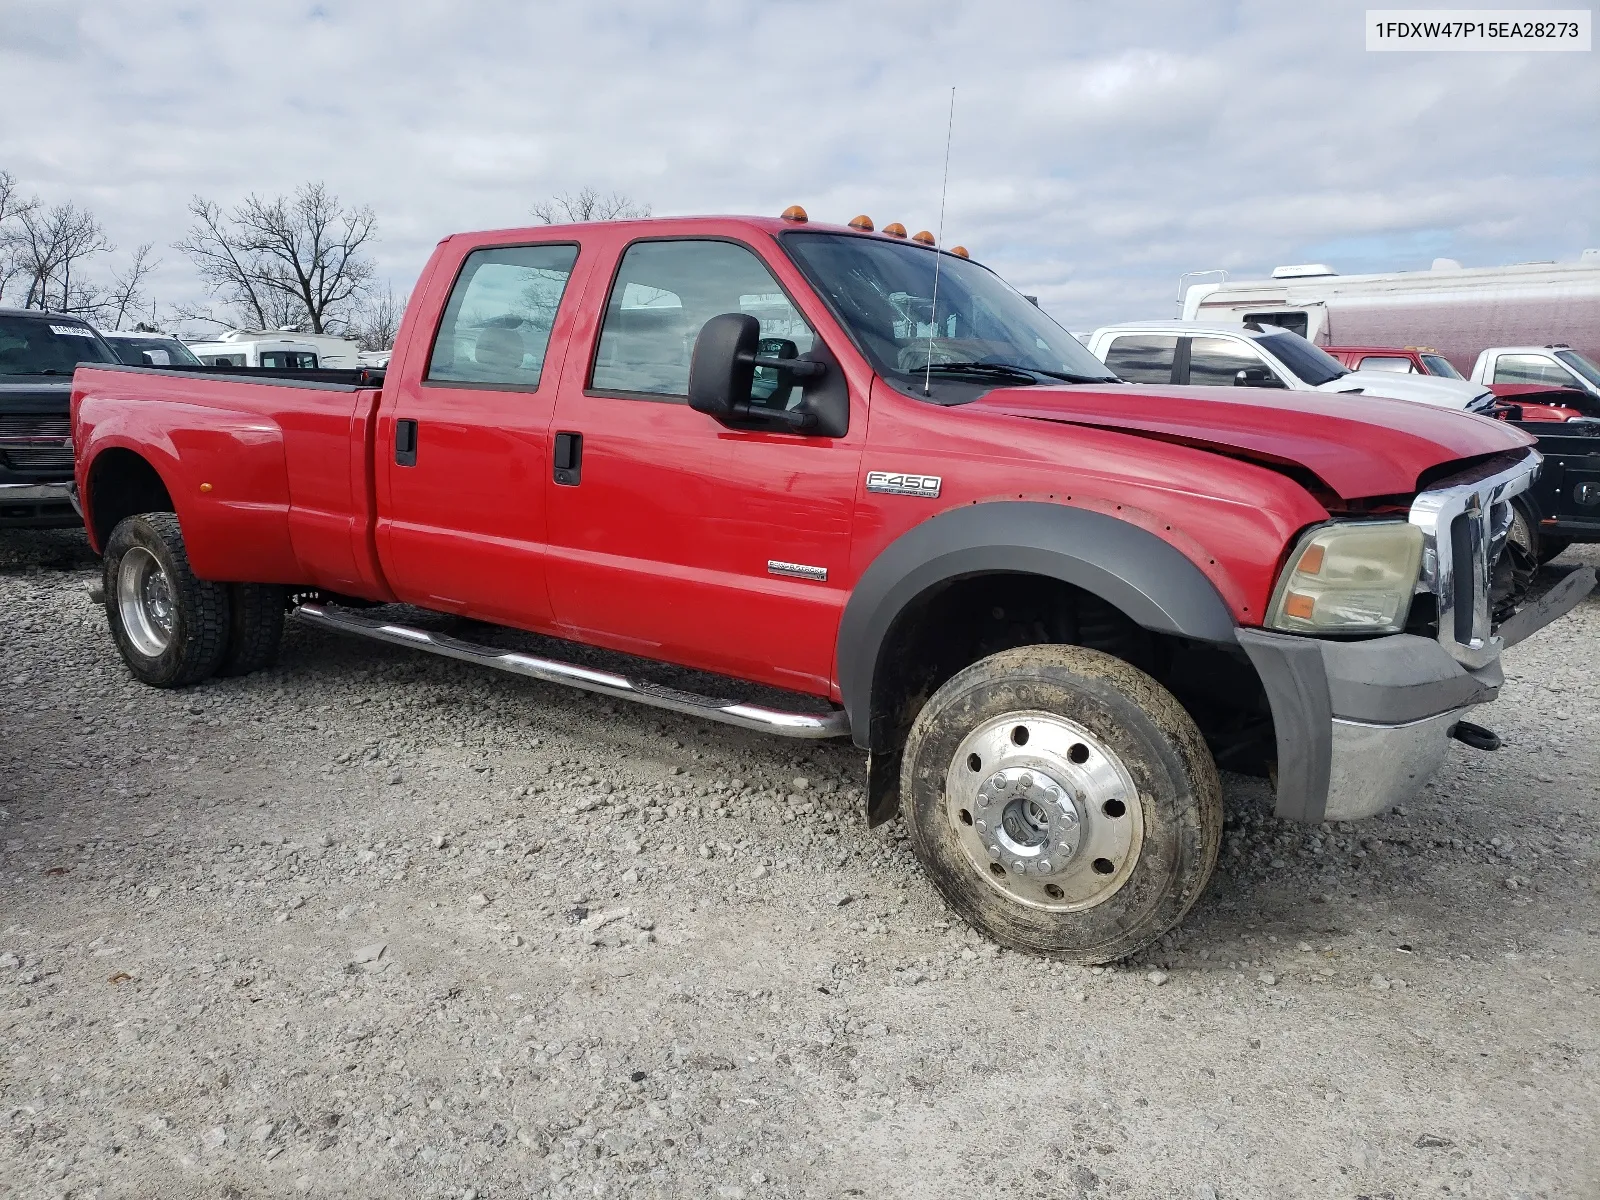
<box><xmin>863</xmin><ymin>572</ymin><xmax>1270</xmax><ymax>823</ymax></box>
<box><xmin>87</xmin><ymin>449</ymin><xmax>173</xmax><ymax>547</ymax></box>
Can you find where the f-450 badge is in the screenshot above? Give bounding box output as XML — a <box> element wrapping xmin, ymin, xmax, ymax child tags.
<box><xmin>866</xmin><ymin>471</ymin><xmax>941</xmax><ymax>498</ymax></box>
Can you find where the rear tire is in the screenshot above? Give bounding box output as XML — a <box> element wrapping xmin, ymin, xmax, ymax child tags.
<box><xmin>219</xmin><ymin>583</ymin><xmax>287</xmax><ymax>677</ymax></box>
<box><xmin>901</xmin><ymin>644</ymin><xmax>1222</xmax><ymax>963</ymax></box>
<box><xmin>103</xmin><ymin>512</ymin><xmax>230</xmax><ymax>688</ymax></box>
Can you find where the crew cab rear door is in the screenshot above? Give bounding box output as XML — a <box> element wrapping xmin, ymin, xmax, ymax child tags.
<box><xmin>375</xmin><ymin>239</ymin><xmax>589</xmax><ymax>625</ymax></box>
<box><xmin>542</xmin><ymin>233</ymin><xmax>865</xmax><ymax>695</ymax></box>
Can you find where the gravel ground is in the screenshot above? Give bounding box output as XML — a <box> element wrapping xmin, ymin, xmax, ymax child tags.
<box><xmin>2</xmin><ymin>527</ymin><xmax>1596</xmax><ymax>1200</ymax></box>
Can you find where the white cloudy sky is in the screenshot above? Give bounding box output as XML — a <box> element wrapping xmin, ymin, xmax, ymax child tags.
<box><xmin>2</xmin><ymin>0</ymin><xmax>1595</xmax><ymax>331</ymax></box>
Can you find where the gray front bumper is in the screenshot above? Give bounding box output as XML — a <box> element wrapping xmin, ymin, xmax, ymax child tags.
<box><xmin>1240</xmin><ymin>629</ymin><xmax>1503</xmax><ymax>823</ymax></box>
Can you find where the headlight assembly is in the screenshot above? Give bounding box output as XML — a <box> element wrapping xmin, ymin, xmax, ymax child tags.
<box><xmin>1266</xmin><ymin>521</ymin><xmax>1424</xmax><ymax>634</ymax></box>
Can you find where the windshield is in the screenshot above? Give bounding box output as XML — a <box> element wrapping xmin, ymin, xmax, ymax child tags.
<box><xmin>782</xmin><ymin>232</ymin><xmax>1117</xmax><ymax>399</ymax></box>
<box><xmin>0</xmin><ymin>315</ymin><xmax>117</xmax><ymax>375</ymax></box>
<box><xmin>1257</xmin><ymin>332</ymin><xmax>1347</xmax><ymax>386</ymax></box>
<box><xmin>1555</xmin><ymin>349</ymin><xmax>1600</xmax><ymax>388</ymax></box>
<box><xmin>109</xmin><ymin>336</ymin><xmax>202</xmax><ymax>367</ymax></box>
<box><xmin>1420</xmin><ymin>353</ymin><xmax>1463</xmax><ymax>379</ymax></box>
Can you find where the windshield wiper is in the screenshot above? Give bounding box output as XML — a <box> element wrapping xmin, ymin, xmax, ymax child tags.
<box><xmin>919</xmin><ymin>361</ymin><xmax>1042</xmax><ymax>382</ymax></box>
<box><xmin>921</xmin><ymin>361</ymin><xmax>1118</xmax><ymax>385</ymax></box>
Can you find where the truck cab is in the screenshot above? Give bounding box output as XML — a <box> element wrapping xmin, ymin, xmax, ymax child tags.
<box><xmin>1472</xmin><ymin>344</ymin><xmax>1600</xmax><ymax>402</ymax></box>
<box><xmin>1087</xmin><ymin>322</ymin><xmax>1497</xmax><ymax>411</ymax></box>
<box><xmin>186</xmin><ymin>333</ymin><xmax>321</xmax><ymax>369</ymax></box>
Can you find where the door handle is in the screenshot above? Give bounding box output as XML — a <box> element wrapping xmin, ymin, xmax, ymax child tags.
<box><xmin>553</xmin><ymin>431</ymin><xmax>582</xmax><ymax>485</ymax></box>
<box><xmin>395</xmin><ymin>418</ymin><xmax>418</xmax><ymax>467</ymax></box>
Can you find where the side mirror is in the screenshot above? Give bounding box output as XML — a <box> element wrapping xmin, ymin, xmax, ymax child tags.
<box><xmin>689</xmin><ymin>313</ymin><xmax>827</xmax><ymax>431</ymax></box>
<box><xmin>1234</xmin><ymin>366</ymin><xmax>1285</xmax><ymax>389</ymax></box>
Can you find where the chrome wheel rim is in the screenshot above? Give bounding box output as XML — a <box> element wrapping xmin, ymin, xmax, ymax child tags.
<box><xmin>945</xmin><ymin>710</ymin><xmax>1144</xmax><ymax>912</ymax></box>
<box><xmin>117</xmin><ymin>546</ymin><xmax>175</xmax><ymax>657</ymax></box>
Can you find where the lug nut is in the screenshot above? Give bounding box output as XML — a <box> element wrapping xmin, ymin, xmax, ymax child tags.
<box><xmin>1019</xmin><ymin>772</ymin><xmax>1034</xmax><ymax>789</ymax></box>
<box><xmin>975</xmin><ymin>819</ymin><xmax>987</xmax><ymax>833</ymax></box>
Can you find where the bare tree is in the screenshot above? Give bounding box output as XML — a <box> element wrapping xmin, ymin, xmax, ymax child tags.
<box><xmin>103</xmin><ymin>243</ymin><xmax>158</xmax><ymax>330</ymax></box>
<box><xmin>531</xmin><ymin>187</ymin><xmax>651</xmax><ymax>224</ymax></box>
<box><xmin>0</xmin><ymin>170</ymin><xmax>39</xmax><ymax>305</ymax></box>
<box><xmin>349</xmin><ymin>281</ymin><xmax>406</xmax><ymax>351</ymax></box>
<box><xmin>176</xmin><ymin>182</ymin><xmax>377</xmax><ymax>333</ymax></box>
<box><xmin>16</xmin><ymin>201</ymin><xmax>113</xmax><ymax>314</ymax></box>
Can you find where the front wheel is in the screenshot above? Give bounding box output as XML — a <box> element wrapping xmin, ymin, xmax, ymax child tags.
<box><xmin>103</xmin><ymin>512</ymin><xmax>231</xmax><ymax>687</ymax></box>
<box><xmin>901</xmin><ymin>644</ymin><xmax>1222</xmax><ymax>963</ymax></box>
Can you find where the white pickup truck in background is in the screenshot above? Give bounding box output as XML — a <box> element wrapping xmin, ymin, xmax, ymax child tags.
<box><xmin>1471</xmin><ymin>344</ymin><xmax>1600</xmax><ymax>403</ymax></box>
<box><xmin>1085</xmin><ymin>322</ymin><xmax>1498</xmax><ymax>411</ymax></box>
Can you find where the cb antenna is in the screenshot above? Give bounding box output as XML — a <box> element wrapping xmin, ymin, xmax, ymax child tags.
<box><xmin>923</xmin><ymin>86</ymin><xmax>956</xmax><ymax>397</ymax></box>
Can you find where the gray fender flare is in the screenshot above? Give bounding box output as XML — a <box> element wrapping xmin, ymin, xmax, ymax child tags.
<box><xmin>835</xmin><ymin>501</ymin><xmax>1239</xmax><ymax>749</ymax></box>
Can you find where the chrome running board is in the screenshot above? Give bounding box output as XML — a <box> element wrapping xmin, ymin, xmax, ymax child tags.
<box><xmin>295</xmin><ymin>603</ymin><xmax>851</xmax><ymax>740</ymax></box>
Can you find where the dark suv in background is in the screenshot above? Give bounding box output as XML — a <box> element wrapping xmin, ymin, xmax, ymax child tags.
<box><xmin>0</xmin><ymin>308</ymin><xmax>118</xmax><ymax>527</ymax></box>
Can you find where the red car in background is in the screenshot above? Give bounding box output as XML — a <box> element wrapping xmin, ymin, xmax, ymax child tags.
<box><xmin>1323</xmin><ymin>345</ymin><xmax>1597</xmax><ymax>421</ymax></box>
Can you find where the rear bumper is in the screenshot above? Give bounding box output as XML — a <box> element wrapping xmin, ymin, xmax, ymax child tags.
<box><xmin>0</xmin><ymin>480</ymin><xmax>79</xmax><ymax>528</ymax></box>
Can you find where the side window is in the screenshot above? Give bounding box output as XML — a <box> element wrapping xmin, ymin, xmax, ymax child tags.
<box><xmin>1357</xmin><ymin>355</ymin><xmax>1415</xmax><ymax>373</ymax></box>
<box><xmin>1494</xmin><ymin>354</ymin><xmax>1575</xmax><ymax>387</ymax></box>
<box><xmin>1103</xmin><ymin>335</ymin><xmax>1177</xmax><ymax>384</ymax></box>
<box><xmin>1188</xmin><ymin>337</ymin><xmax>1276</xmax><ymax>386</ymax></box>
<box><xmin>427</xmin><ymin>244</ymin><xmax>580</xmax><ymax>389</ymax></box>
<box><xmin>591</xmin><ymin>239</ymin><xmax>815</xmax><ymax>400</ymax></box>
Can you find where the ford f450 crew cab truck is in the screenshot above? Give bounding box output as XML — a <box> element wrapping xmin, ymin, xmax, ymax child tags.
<box><xmin>70</xmin><ymin>213</ymin><xmax>1597</xmax><ymax>962</ymax></box>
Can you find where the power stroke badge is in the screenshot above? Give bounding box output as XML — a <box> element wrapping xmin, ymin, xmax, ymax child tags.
<box><xmin>866</xmin><ymin>471</ymin><xmax>941</xmax><ymax>498</ymax></box>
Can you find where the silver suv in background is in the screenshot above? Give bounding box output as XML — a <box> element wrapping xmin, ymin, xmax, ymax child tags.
<box><xmin>1085</xmin><ymin>321</ymin><xmax>1498</xmax><ymax>412</ymax></box>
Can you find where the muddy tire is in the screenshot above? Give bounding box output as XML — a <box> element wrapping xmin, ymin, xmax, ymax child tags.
<box><xmin>219</xmin><ymin>584</ymin><xmax>287</xmax><ymax>677</ymax></box>
<box><xmin>103</xmin><ymin>512</ymin><xmax>230</xmax><ymax>688</ymax></box>
<box><xmin>901</xmin><ymin>644</ymin><xmax>1222</xmax><ymax>963</ymax></box>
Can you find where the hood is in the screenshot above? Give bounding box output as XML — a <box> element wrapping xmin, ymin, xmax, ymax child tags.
<box><xmin>965</xmin><ymin>383</ymin><xmax>1535</xmax><ymax>501</ymax></box>
<box><xmin>1317</xmin><ymin>370</ymin><xmax>1492</xmax><ymax>410</ymax></box>
<box><xmin>0</xmin><ymin>378</ymin><xmax>74</xmax><ymax>410</ymax></box>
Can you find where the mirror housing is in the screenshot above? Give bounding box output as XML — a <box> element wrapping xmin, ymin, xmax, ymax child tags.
<box><xmin>1233</xmin><ymin>366</ymin><xmax>1285</xmax><ymax>389</ymax></box>
<box><xmin>688</xmin><ymin>312</ymin><xmax>828</xmax><ymax>431</ymax></box>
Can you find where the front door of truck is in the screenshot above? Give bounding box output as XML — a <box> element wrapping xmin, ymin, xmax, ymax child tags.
<box><xmin>377</xmin><ymin>241</ymin><xmax>586</xmax><ymax>626</ymax></box>
<box><xmin>544</xmin><ymin>236</ymin><xmax>865</xmax><ymax>696</ymax></box>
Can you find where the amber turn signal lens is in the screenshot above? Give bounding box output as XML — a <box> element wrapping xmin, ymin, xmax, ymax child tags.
<box><xmin>1297</xmin><ymin>543</ymin><xmax>1326</xmax><ymax>575</ymax></box>
<box><xmin>883</xmin><ymin>222</ymin><xmax>907</xmax><ymax>238</ymax></box>
<box><xmin>912</xmin><ymin>230</ymin><xmax>935</xmax><ymax>245</ymax></box>
<box><xmin>950</xmin><ymin>245</ymin><xmax>969</xmax><ymax>258</ymax></box>
<box><xmin>780</xmin><ymin>205</ymin><xmax>808</xmax><ymax>223</ymax></box>
<box><xmin>1284</xmin><ymin>593</ymin><xmax>1316</xmax><ymax>620</ymax></box>
<box><xmin>848</xmin><ymin>214</ymin><xmax>874</xmax><ymax>231</ymax></box>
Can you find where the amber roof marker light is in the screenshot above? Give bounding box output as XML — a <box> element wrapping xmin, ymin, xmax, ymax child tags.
<box><xmin>883</xmin><ymin>222</ymin><xmax>908</xmax><ymax>239</ymax></box>
<box><xmin>848</xmin><ymin>214</ymin><xmax>875</xmax><ymax>231</ymax></box>
<box><xmin>950</xmin><ymin>245</ymin><xmax>970</xmax><ymax>258</ymax></box>
<box><xmin>912</xmin><ymin>230</ymin><xmax>936</xmax><ymax>246</ymax></box>
<box><xmin>780</xmin><ymin>205</ymin><xmax>808</xmax><ymax>223</ymax></box>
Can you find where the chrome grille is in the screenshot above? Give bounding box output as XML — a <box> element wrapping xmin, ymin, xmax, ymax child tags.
<box><xmin>0</xmin><ymin>414</ymin><xmax>73</xmax><ymax>472</ymax></box>
<box><xmin>0</xmin><ymin>412</ymin><xmax>73</xmax><ymax>470</ymax></box>
<box><xmin>1409</xmin><ymin>450</ymin><xmax>1538</xmax><ymax>668</ymax></box>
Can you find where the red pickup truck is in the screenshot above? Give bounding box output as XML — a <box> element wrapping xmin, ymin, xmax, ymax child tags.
<box><xmin>70</xmin><ymin>212</ymin><xmax>1595</xmax><ymax>962</ymax></box>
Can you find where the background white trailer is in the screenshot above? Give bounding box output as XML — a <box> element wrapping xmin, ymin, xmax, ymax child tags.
<box><xmin>1182</xmin><ymin>253</ymin><xmax>1600</xmax><ymax>375</ymax></box>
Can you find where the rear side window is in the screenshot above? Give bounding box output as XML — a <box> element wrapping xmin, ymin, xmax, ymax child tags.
<box><xmin>1493</xmin><ymin>354</ymin><xmax>1574</xmax><ymax>387</ymax></box>
<box><xmin>1357</xmin><ymin>355</ymin><xmax>1415</xmax><ymax>373</ymax></box>
<box><xmin>1102</xmin><ymin>335</ymin><xmax>1176</xmax><ymax>384</ymax></box>
<box><xmin>1188</xmin><ymin>337</ymin><xmax>1272</xmax><ymax>386</ymax></box>
<box><xmin>427</xmin><ymin>243</ymin><xmax>580</xmax><ymax>389</ymax></box>
<box><xmin>590</xmin><ymin>239</ymin><xmax>814</xmax><ymax>400</ymax></box>
<box><xmin>260</xmin><ymin>351</ymin><xmax>317</xmax><ymax>369</ymax></box>
<box><xmin>1245</xmin><ymin>311</ymin><xmax>1308</xmax><ymax>338</ymax></box>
